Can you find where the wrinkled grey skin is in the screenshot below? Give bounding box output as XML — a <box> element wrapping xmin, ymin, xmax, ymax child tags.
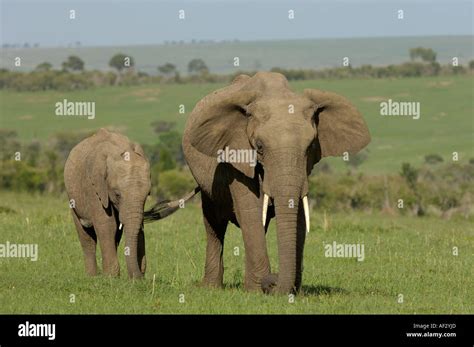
<box><xmin>183</xmin><ymin>72</ymin><xmax>370</xmax><ymax>294</ymax></box>
<box><xmin>64</xmin><ymin>128</ymin><xmax>151</xmax><ymax>279</ymax></box>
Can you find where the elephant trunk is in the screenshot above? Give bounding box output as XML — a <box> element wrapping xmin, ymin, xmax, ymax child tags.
<box><xmin>273</xmin><ymin>193</ymin><xmax>300</xmax><ymax>293</ymax></box>
<box><xmin>263</xmin><ymin>152</ymin><xmax>307</xmax><ymax>294</ymax></box>
<box><xmin>122</xmin><ymin>201</ymin><xmax>146</xmax><ymax>279</ymax></box>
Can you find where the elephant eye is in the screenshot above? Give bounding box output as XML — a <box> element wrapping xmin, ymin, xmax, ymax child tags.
<box><xmin>235</xmin><ymin>105</ymin><xmax>251</xmax><ymax>117</ymax></box>
<box><xmin>256</xmin><ymin>140</ymin><xmax>264</xmax><ymax>154</ymax></box>
<box><xmin>312</xmin><ymin>106</ymin><xmax>325</xmax><ymax>126</ymax></box>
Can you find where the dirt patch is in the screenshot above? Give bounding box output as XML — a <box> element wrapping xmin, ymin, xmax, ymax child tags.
<box><xmin>25</xmin><ymin>95</ymin><xmax>53</xmax><ymax>103</ymax></box>
<box><xmin>360</xmin><ymin>96</ymin><xmax>388</xmax><ymax>102</ymax></box>
<box><xmin>18</xmin><ymin>115</ymin><xmax>33</xmax><ymax>120</ymax></box>
<box><xmin>142</xmin><ymin>97</ymin><xmax>158</xmax><ymax>102</ymax></box>
<box><xmin>432</xmin><ymin>112</ymin><xmax>448</xmax><ymax>120</ymax></box>
<box><xmin>127</xmin><ymin>88</ymin><xmax>160</xmax><ymax>98</ymax></box>
<box><xmin>427</xmin><ymin>81</ymin><xmax>453</xmax><ymax>88</ymax></box>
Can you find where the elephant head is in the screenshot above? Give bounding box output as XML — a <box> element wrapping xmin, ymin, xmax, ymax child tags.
<box><xmin>187</xmin><ymin>72</ymin><xmax>370</xmax><ymax>293</ymax></box>
<box><xmin>87</xmin><ymin>129</ymin><xmax>151</xmax><ymax>278</ymax></box>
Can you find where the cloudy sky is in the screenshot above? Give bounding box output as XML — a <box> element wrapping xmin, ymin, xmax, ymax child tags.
<box><xmin>1</xmin><ymin>0</ymin><xmax>472</xmax><ymax>47</ymax></box>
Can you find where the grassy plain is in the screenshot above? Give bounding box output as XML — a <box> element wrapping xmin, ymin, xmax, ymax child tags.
<box><xmin>1</xmin><ymin>75</ymin><xmax>473</xmax><ymax>173</ymax></box>
<box><xmin>0</xmin><ymin>191</ymin><xmax>472</xmax><ymax>314</ymax></box>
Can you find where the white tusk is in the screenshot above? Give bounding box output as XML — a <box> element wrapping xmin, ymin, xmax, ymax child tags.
<box><xmin>119</xmin><ymin>223</ymin><xmax>123</xmax><ymax>230</ymax></box>
<box><xmin>303</xmin><ymin>196</ymin><xmax>310</xmax><ymax>233</ymax></box>
<box><xmin>262</xmin><ymin>194</ymin><xmax>269</xmax><ymax>227</ymax></box>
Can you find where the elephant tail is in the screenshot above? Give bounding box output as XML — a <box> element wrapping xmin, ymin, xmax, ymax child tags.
<box><xmin>143</xmin><ymin>187</ymin><xmax>201</xmax><ymax>223</ymax></box>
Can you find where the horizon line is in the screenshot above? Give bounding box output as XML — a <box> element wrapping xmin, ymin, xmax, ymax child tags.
<box><xmin>2</xmin><ymin>34</ymin><xmax>472</xmax><ymax>50</ymax></box>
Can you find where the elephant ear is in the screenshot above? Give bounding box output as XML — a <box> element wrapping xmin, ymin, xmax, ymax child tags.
<box><xmin>86</xmin><ymin>149</ymin><xmax>109</xmax><ymax>209</ymax></box>
<box><xmin>304</xmin><ymin>89</ymin><xmax>370</xmax><ymax>157</ymax></box>
<box><xmin>187</xmin><ymin>87</ymin><xmax>257</xmax><ymax>178</ymax></box>
<box><xmin>132</xmin><ymin>142</ymin><xmax>147</xmax><ymax>160</ymax></box>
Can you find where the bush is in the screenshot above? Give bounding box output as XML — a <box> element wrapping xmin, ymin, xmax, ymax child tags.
<box><xmin>155</xmin><ymin>169</ymin><xmax>195</xmax><ymax>200</ymax></box>
<box><xmin>50</xmin><ymin>131</ymin><xmax>94</xmax><ymax>160</ymax></box>
<box><xmin>0</xmin><ymin>57</ymin><xmax>471</xmax><ymax>92</ymax></box>
<box><xmin>0</xmin><ymin>160</ymin><xmax>46</xmax><ymax>192</ymax></box>
<box><xmin>424</xmin><ymin>154</ymin><xmax>444</xmax><ymax>165</ymax></box>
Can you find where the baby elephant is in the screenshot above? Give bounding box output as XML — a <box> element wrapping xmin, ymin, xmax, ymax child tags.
<box><xmin>65</xmin><ymin>128</ymin><xmax>161</xmax><ymax>279</ymax></box>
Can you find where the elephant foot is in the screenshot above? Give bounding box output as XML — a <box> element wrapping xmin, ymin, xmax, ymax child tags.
<box><xmin>103</xmin><ymin>265</ymin><xmax>120</xmax><ymax>277</ymax></box>
<box><xmin>199</xmin><ymin>279</ymin><xmax>224</xmax><ymax>289</ymax></box>
<box><xmin>244</xmin><ymin>281</ymin><xmax>263</xmax><ymax>292</ymax></box>
<box><xmin>244</xmin><ymin>272</ymin><xmax>270</xmax><ymax>292</ymax></box>
<box><xmin>261</xmin><ymin>273</ymin><xmax>279</xmax><ymax>294</ymax></box>
<box><xmin>84</xmin><ymin>260</ymin><xmax>98</xmax><ymax>276</ymax></box>
<box><xmin>128</xmin><ymin>271</ymin><xmax>144</xmax><ymax>280</ymax></box>
<box><xmin>85</xmin><ymin>268</ymin><xmax>98</xmax><ymax>277</ymax></box>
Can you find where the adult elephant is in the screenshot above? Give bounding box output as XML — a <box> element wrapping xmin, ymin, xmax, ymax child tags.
<box><xmin>182</xmin><ymin>72</ymin><xmax>370</xmax><ymax>294</ymax></box>
<box><xmin>64</xmin><ymin>128</ymin><xmax>190</xmax><ymax>279</ymax></box>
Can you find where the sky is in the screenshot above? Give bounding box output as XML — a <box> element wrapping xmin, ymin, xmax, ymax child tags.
<box><xmin>1</xmin><ymin>0</ymin><xmax>472</xmax><ymax>47</ymax></box>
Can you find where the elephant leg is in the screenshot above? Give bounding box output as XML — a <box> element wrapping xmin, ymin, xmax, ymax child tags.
<box><xmin>95</xmin><ymin>219</ymin><xmax>120</xmax><ymax>277</ymax></box>
<box><xmin>115</xmin><ymin>219</ymin><xmax>123</xmax><ymax>248</ymax></box>
<box><xmin>72</xmin><ymin>211</ymin><xmax>97</xmax><ymax>276</ymax></box>
<box><xmin>202</xmin><ymin>195</ymin><xmax>227</xmax><ymax>288</ymax></box>
<box><xmin>137</xmin><ymin>226</ymin><xmax>146</xmax><ymax>274</ymax></box>
<box><xmin>234</xmin><ymin>191</ymin><xmax>271</xmax><ymax>291</ymax></box>
<box><xmin>295</xmin><ymin>203</ymin><xmax>307</xmax><ymax>292</ymax></box>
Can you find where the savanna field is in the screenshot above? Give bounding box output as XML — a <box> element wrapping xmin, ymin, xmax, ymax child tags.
<box><xmin>0</xmin><ymin>192</ymin><xmax>472</xmax><ymax>314</ymax></box>
<box><xmin>0</xmin><ymin>76</ymin><xmax>473</xmax><ymax>313</ymax></box>
<box><xmin>2</xmin><ymin>75</ymin><xmax>472</xmax><ymax>173</ymax></box>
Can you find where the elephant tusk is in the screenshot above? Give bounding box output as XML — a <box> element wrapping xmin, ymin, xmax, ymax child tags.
<box><xmin>119</xmin><ymin>223</ymin><xmax>123</xmax><ymax>231</ymax></box>
<box><xmin>262</xmin><ymin>194</ymin><xmax>269</xmax><ymax>227</ymax></box>
<box><xmin>303</xmin><ymin>196</ymin><xmax>310</xmax><ymax>233</ymax></box>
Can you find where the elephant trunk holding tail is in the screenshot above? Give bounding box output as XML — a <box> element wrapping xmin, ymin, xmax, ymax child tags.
<box><xmin>64</xmin><ymin>128</ymin><xmax>197</xmax><ymax>279</ymax></box>
<box><xmin>182</xmin><ymin>72</ymin><xmax>370</xmax><ymax>294</ymax></box>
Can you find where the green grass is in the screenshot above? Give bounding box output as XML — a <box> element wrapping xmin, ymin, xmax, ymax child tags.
<box><xmin>1</xmin><ymin>75</ymin><xmax>472</xmax><ymax>313</ymax></box>
<box><xmin>0</xmin><ymin>191</ymin><xmax>472</xmax><ymax>314</ymax></box>
<box><xmin>1</xmin><ymin>75</ymin><xmax>472</xmax><ymax>173</ymax></box>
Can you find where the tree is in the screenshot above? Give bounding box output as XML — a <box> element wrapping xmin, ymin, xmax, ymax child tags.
<box><xmin>158</xmin><ymin>63</ymin><xmax>177</xmax><ymax>77</ymax></box>
<box><xmin>156</xmin><ymin>169</ymin><xmax>195</xmax><ymax>199</ymax></box>
<box><xmin>400</xmin><ymin>163</ymin><xmax>418</xmax><ymax>191</ymax></box>
<box><xmin>187</xmin><ymin>58</ymin><xmax>209</xmax><ymax>75</ymax></box>
<box><xmin>61</xmin><ymin>55</ymin><xmax>84</xmax><ymax>72</ymax></box>
<box><xmin>0</xmin><ymin>129</ymin><xmax>20</xmax><ymax>160</ymax></box>
<box><xmin>25</xmin><ymin>140</ymin><xmax>41</xmax><ymax>167</ymax></box>
<box><xmin>158</xmin><ymin>130</ymin><xmax>185</xmax><ymax>165</ymax></box>
<box><xmin>156</xmin><ymin>148</ymin><xmax>176</xmax><ymax>172</ymax></box>
<box><xmin>409</xmin><ymin>47</ymin><xmax>437</xmax><ymax>63</ymax></box>
<box><xmin>400</xmin><ymin>162</ymin><xmax>424</xmax><ymax>216</ymax></box>
<box><xmin>35</xmin><ymin>62</ymin><xmax>52</xmax><ymax>72</ymax></box>
<box><xmin>51</xmin><ymin>131</ymin><xmax>94</xmax><ymax>160</ymax></box>
<box><xmin>469</xmin><ymin>60</ymin><xmax>474</xmax><ymax>69</ymax></box>
<box><xmin>345</xmin><ymin>149</ymin><xmax>369</xmax><ymax>172</ymax></box>
<box><xmin>109</xmin><ymin>53</ymin><xmax>134</xmax><ymax>72</ymax></box>
<box><xmin>150</xmin><ymin>120</ymin><xmax>175</xmax><ymax>134</ymax></box>
<box><xmin>45</xmin><ymin>150</ymin><xmax>59</xmax><ymax>193</ymax></box>
<box><xmin>424</xmin><ymin>154</ymin><xmax>443</xmax><ymax>165</ymax></box>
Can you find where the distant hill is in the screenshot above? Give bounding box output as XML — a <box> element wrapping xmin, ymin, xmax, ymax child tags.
<box><xmin>1</xmin><ymin>36</ymin><xmax>472</xmax><ymax>75</ymax></box>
